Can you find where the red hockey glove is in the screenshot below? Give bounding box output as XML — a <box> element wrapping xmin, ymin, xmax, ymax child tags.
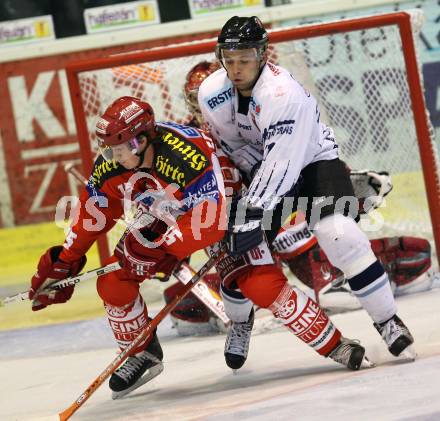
<box><xmin>115</xmin><ymin>231</ymin><xmax>178</xmax><ymax>282</ymax></box>
<box><xmin>29</xmin><ymin>246</ymin><xmax>87</xmax><ymax>311</ymax></box>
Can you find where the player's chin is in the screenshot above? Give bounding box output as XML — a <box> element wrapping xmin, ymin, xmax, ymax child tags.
<box><xmin>233</xmin><ymin>81</ymin><xmax>253</xmax><ymax>92</ymax></box>
<box><xmin>119</xmin><ymin>160</ymin><xmax>136</xmax><ymax>170</ymax></box>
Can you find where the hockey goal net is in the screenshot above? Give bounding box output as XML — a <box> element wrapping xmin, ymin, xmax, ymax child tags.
<box><xmin>66</xmin><ymin>10</ymin><xmax>440</xmax><ymax>266</ymax></box>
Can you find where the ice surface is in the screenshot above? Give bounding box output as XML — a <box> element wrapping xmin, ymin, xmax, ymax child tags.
<box><xmin>1</xmin><ymin>289</ymin><xmax>439</xmax><ymax>421</ymax></box>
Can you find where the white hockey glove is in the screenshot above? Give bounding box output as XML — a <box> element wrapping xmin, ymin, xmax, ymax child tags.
<box><xmin>350</xmin><ymin>170</ymin><xmax>393</xmax><ymax>214</ymax></box>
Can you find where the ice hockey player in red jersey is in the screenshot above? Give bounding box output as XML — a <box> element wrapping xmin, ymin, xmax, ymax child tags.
<box><xmin>198</xmin><ymin>16</ymin><xmax>416</xmax><ymax>370</ymax></box>
<box><xmin>28</xmin><ymin>96</ymin><xmax>227</xmax><ymax>398</ymax></box>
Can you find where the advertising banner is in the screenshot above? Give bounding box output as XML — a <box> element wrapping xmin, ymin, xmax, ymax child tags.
<box><xmin>188</xmin><ymin>0</ymin><xmax>265</xmax><ymax>19</ymax></box>
<box><xmin>0</xmin><ymin>31</ymin><xmax>213</xmax><ymax>228</ymax></box>
<box><xmin>84</xmin><ymin>0</ymin><xmax>160</xmax><ymax>34</ymax></box>
<box><xmin>0</xmin><ymin>15</ymin><xmax>55</xmax><ymax>47</ymax></box>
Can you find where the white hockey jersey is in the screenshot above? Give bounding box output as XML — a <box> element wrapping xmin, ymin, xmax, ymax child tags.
<box><xmin>198</xmin><ymin>62</ymin><xmax>339</xmax><ymax>210</ymax></box>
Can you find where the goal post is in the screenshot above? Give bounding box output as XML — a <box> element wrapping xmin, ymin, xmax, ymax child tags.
<box><xmin>66</xmin><ymin>10</ymin><xmax>440</xmax><ymax>265</ymax></box>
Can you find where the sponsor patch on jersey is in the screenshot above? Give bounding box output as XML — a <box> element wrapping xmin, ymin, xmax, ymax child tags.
<box><xmin>161</xmin><ymin>131</ymin><xmax>208</xmax><ymax>172</ymax></box>
<box><xmin>86</xmin><ymin>156</ymin><xmax>129</xmax><ymax>204</ymax></box>
<box><xmin>155</xmin><ymin>154</ymin><xmax>188</xmax><ymax>188</ymax></box>
<box><xmin>157</xmin><ymin>122</ymin><xmax>200</xmax><ymax>139</ymax></box>
<box><xmin>206</xmin><ymin>87</ymin><xmax>232</xmax><ymax>110</ymax></box>
<box><xmin>154</xmin><ymin>130</ymin><xmax>210</xmax><ymax>189</ymax></box>
<box><xmin>182</xmin><ymin>170</ymin><xmax>219</xmax><ymax>211</ymax></box>
<box><xmin>262</xmin><ymin>119</ymin><xmax>295</xmax><ymax>142</ymax></box>
<box><xmin>238</xmin><ymin>121</ymin><xmax>251</xmax><ymax>131</ymax></box>
<box><xmin>249</xmin><ymin>97</ymin><xmax>261</xmax><ymax>115</ymax></box>
<box><xmin>88</xmin><ymin>156</ymin><xmax>127</xmax><ymax>188</ymax></box>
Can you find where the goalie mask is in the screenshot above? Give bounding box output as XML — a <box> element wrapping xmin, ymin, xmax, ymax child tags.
<box><xmin>184</xmin><ymin>61</ymin><xmax>221</xmax><ymax>125</ymax></box>
<box><xmin>95</xmin><ymin>96</ymin><xmax>156</xmax><ymax>164</ymax></box>
<box><xmin>215</xmin><ymin>16</ymin><xmax>268</xmax><ymax>63</ymax></box>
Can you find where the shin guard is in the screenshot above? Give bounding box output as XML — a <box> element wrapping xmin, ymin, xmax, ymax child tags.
<box><xmin>104</xmin><ymin>294</ymin><xmax>150</xmax><ymax>354</ymax></box>
<box><xmin>269</xmin><ymin>284</ymin><xmax>341</xmax><ymax>356</ymax></box>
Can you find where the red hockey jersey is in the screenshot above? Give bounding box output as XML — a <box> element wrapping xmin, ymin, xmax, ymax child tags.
<box><xmin>60</xmin><ymin>122</ymin><xmax>226</xmax><ymax>263</ymax></box>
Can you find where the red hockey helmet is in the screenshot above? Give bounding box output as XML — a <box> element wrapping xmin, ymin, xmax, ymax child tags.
<box><xmin>183</xmin><ymin>61</ymin><xmax>220</xmax><ymax>124</ymax></box>
<box><xmin>95</xmin><ymin>96</ymin><xmax>156</xmax><ymax>162</ymax></box>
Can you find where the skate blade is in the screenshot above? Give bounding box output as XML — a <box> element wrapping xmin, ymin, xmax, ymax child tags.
<box><xmin>112</xmin><ymin>363</ymin><xmax>164</xmax><ymax>400</ymax></box>
<box><xmin>398</xmin><ymin>345</ymin><xmax>417</xmax><ymax>362</ymax></box>
<box><xmin>361</xmin><ymin>355</ymin><xmax>376</xmax><ymax>369</ymax></box>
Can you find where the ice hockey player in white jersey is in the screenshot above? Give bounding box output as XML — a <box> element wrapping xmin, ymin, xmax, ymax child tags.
<box><xmin>198</xmin><ymin>16</ymin><xmax>416</xmax><ymax>366</ymax></box>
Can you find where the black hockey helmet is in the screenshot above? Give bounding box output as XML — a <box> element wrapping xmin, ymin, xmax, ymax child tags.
<box><xmin>215</xmin><ymin>16</ymin><xmax>268</xmax><ymax>60</ymax></box>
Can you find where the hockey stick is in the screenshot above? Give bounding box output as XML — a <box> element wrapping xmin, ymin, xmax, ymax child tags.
<box><xmin>1</xmin><ymin>262</ymin><xmax>121</xmax><ymax>307</ymax></box>
<box><xmin>58</xmin><ymin>244</ymin><xmax>226</xmax><ymax>421</ymax></box>
<box><xmin>174</xmin><ymin>262</ymin><xmax>229</xmax><ymax>324</ymax></box>
<box><xmin>64</xmin><ymin>162</ymin><xmax>88</xmax><ymax>186</ymax></box>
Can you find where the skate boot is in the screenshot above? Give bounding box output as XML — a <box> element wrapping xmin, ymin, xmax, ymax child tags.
<box><xmin>328</xmin><ymin>337</ymin><xmax>374</xmax><ymax>370</ymax></box>
<box><xmin>224</xmin><ymin>308</ymin><xmax>254</xmax><ymax>371</ymax></box>
<box><xmin>109</xmin><ymin>332</ymin><xmax>164</xmax><ymax>399</ymax></box>
<box><xmin>374</xmin><ymin>314</ymin><xmax>416</xmax><ymax>359</ymax></box>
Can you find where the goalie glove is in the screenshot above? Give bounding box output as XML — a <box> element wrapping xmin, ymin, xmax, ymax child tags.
<box><xmin>349</xmin><ymin>170</ymin><xmax>393</xmax><ymax>214</ymax></box>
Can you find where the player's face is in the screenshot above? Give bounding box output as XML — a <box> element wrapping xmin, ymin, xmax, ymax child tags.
<box><xmin>221</xmin><ymin>49</ymin><xmax>260</xmax><ymax>95</ymax></box>
<box><xmin>101</xmin><ymin>136</ymin><xmax>146</xmax><ymax>169</ymax></box>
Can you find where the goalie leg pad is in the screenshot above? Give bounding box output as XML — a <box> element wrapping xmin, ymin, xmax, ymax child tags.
<box><xmin>104</xmin><ymin>293</ymin><xmax>151</xmax><ymax>354</ymax></box>
<box><xmin>269</xmin><ymin>284</ymin><xmax>341</xmax><ymax>356</ymax></box>
<box><xmin>164</xmin><ymin>282</ymin><xmax>211</xmax><ymax>323</ymax></box>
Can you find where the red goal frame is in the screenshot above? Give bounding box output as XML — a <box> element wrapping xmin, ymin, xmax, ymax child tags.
<box><xmin>66</xmin><ymin>11</ymin><xmax>440</xmax><ymax>265</ymax></box>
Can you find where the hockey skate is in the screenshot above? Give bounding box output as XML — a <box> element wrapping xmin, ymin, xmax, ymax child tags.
<box><xmin>224</xmin><ymin>308</ymin><xmax>254</xmax><ymax>371</ymax></box>
<box><xmin>110</xmin><ymin>332</ymin><xmax>164</xmax><ymax>400</ymax></box>
<box><xmin>328</xmin><ymin>337</ymin><xmax>374</xmax><ymax>370</ymax></box>
<box><xmin>374</xmin><ymin>314</ymin><xmax>416</xmax><ymax>360</ymax></box>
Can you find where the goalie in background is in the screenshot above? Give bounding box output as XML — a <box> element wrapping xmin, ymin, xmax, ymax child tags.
<box><xmin>28</xmin><ymin>96</ymin><xmax>227</xmax><ymax>399</ymax></box>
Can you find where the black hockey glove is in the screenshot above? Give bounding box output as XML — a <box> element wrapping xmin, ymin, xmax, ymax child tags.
<box><xmin>227</xmin><ymin>195</ymin><xmax>264</xmax><ymax>256</ymax></box>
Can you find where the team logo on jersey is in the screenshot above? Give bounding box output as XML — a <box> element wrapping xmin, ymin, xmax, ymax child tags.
<box><xmin>249</xmin><ymin>97</ymin><xmax>261</xmax><ymax>115</ymax></box>
<box><xmin>206</xmin><ymin>87</ymin><xmax>232</xmax><ymax>110</ymax></box>
<box><xmin>262</xmin><ymin>120</ymin><xmax>295</xmax><ymax>142</ymax></box>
